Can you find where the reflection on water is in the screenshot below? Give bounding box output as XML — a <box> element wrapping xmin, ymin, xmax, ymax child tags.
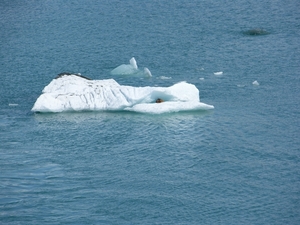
<box><xmin>33</xmin><ymin>110</ymin><xmax>213</xmax><ymax>124</ymax></box>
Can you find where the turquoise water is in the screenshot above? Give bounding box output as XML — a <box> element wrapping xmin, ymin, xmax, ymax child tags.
<box><xmin>1</xmin><ymin>0</ymin><xmax>299</xmax><ymax>224</ymax></box>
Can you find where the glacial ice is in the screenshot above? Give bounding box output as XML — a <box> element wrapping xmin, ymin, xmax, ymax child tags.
<box><xmin>110</xmin><ymin>57</ymin><xmax>152</xmax><ymax>77</ymax></box>
<box><xmin>214</xmin><ymin>71</ymin><xmax>223</xmax><ymax>76</ymax></box>
<box><xmin>31</xmin><ymin>74</ymin><xmax>214</xmax><ymax>114</ymax></box>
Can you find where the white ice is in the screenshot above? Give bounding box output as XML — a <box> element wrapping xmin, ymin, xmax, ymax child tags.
<box><xmin>158</xmin><ymin>76</ymin><xmax>172</xmax><ymax>80</ymax></box>
<box><xmin>252</xmin><ymin>80</ymin><xmax>259</xmax><ymax>85</ymax></box>
<box><xmin>110</xmin><ymin>57</ymin><xmax>152</xmax><ymax>77</ymax></box>
<box><xmin>31</xmin><ymin>75</ymin><xmax>214</xmax><ymax>113</ymax></box>
<box><xmin>214</xmin><ymin>71</ymin><xmax>223</xmax><ymax>76</ymax></box>
<box><xmin>143</xmin><ymin>67</ymin><xmax>152</xmax><ymax>77</ymax></box>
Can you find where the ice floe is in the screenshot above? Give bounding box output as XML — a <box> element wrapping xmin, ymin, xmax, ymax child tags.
<box><xmin>31</xmin><ymin>74</ymin><xmax>214</xmax><ymax>114</ymax></box>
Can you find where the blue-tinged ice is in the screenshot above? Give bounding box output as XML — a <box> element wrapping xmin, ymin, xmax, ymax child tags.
<box><xmin>110</xmin><ymin>57</ymin><xmax>152</xmax><ymax>77</ymax></box>
<box><xmin>143</xmin><ymin>67</ymin><xmax>152</xmax><ymax>77</ymax></box>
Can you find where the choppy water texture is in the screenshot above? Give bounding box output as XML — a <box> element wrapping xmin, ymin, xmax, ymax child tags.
<box><xmin>1</xmin><ymin>0</ymin><xmax>300</xmax><ymax>224</ymax></box>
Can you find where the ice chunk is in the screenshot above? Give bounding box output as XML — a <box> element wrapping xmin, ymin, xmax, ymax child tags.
<box><xmin>110</xmin><ymin>57</ymin><xmax>152</xmax><ymax>77</ymax></box>
<box><xmin>143</xmin><ymin>67</ymin><xmax>152</xmax><ymax>77</ymax></box>
<box><xmin>129</xmin><ymin>57</ymin><xmax>138</xmax><ymax>69</ymax></box>
<box><xmin>110</xmin><ymin>57</ymin><xmax>139</xmax><ymax>75</ymax></box>
<box><xmin>158</xmin><ymin>76</ymin><xmax>172</xmax><ymax>80</ymax></box>
<box><xmin>252</xmin><ymin>80</ymin><xmax>259</xmax><ymax>85</ymax></box>
<box><xmin>32</xmin><ymin>74</ymin><xmax>214</xmax><ymax>114</ymax></box>
<box><xmin>214</xmin><ymin>71</ymin><xmax>223</xmax><ymax>75</ymax></box>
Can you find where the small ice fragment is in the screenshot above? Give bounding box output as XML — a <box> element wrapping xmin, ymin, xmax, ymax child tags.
<box><xmin>9</xmin><ymin>103</ymin><xmax>18</xmax><ymax>106</ymax></box>
<box><xmin>199</xmin><ymin>77</ymin><xmax>205</xmax><ymax>80</ymax></box>
<box><xmin>158</xmin><ymin>76</ymin><xmax>172</xmax><ymax>80</ymax></box>
<box><xmin>144</xmin><ymin>68</ymin><xmax>152</xmax><ymax>77</ymax></box>
<box><xmin>129</xmin><ymin>57</ymin><xmax>138</xmax><ymax>69</ymax></box>
<box><xmin>252</xmin><ymin>80</ymin><xmax>259</xmax><ymax>85</ymax></box>
<box><xmin>214</xmin><ymin>71</ymin><xmax>223</xmax><ymax>75</ymax></box>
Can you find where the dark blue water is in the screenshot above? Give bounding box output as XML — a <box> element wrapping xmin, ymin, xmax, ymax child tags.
<box><xmin>1</xmin><ymin>0</ymin><xmax>299</xmax><ymax>224</ymax></box>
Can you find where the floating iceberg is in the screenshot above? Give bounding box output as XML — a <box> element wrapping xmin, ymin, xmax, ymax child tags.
<box><xmin>31</xmin><ymin>74</ymin><xmax>214</xmax><ymax>114</ymax></box>
<box><xmin>110</xmin><ymin>57</ymin><xmax>152</xmax><ymax>77</ymax></box>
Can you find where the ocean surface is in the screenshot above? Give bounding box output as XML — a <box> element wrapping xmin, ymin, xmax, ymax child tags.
<box><xmin>1</xmin><ymin>0</ymin><xmax>300</xmax><ymax>224</ymax></box>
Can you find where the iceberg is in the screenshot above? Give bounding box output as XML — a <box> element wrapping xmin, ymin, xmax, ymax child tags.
<box><xmin>31</xmin><ymin>74</ymin><xmax>214</xmax><ymax>114</ymax></box>
<box><xmin>110</xmin><ymin>57</ymin><xmax>152</xmax><ymax>77</ymax></box>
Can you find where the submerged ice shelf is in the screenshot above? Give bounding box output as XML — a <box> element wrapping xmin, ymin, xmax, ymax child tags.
<box><xmin>32</xmin><ymin>74</ymin><xmax>214</xmax><ymax>114</ymax></box>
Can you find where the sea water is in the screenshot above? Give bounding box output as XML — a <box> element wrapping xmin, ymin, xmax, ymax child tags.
<box><xmin>0</xmin><ymin>0</ymin><xmax>299</xmax><ymax>224</ymax></box>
